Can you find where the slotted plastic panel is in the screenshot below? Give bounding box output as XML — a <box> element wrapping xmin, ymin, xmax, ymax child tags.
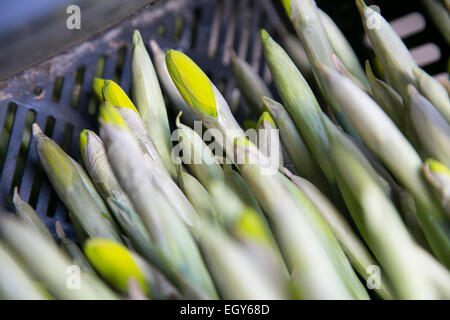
<box><xmin>0</xmin><ymin>0</ymin><xmax>447</xmax><ymax>240</ymax></box>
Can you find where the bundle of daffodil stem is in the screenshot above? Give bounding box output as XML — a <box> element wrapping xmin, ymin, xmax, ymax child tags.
<box><xmin>2</xmin><ymin>0</ymin><xmax>450</xmax><ymax>301</ymax></box>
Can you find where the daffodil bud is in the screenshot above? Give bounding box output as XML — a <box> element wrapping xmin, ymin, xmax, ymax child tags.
<box><xmin>423</xmin><ymin>159</ymin><xmax>450</xmax><ymax>216</ymax></box>
<box><xmin>33</xmin><ymin>123</ymin><xmax>121</xmax><ymax>242</ymax></box>
<box><xmin>414</xmin><ymin>67</ymin><xmax>450</xmax><ymax>123</ymax></box>
<box><xmin>230</xmin><ymin>49</ymin><xmax>272</xmax><ymax>114</ymax></box>
<box><xmin>132</xmin><ymin>30</ymin><xmax>176</xmax><ymax>179</ymax></box>
<box><xmin>84</xmin><ymin>238</ymin><xmax>152</xmax><ymax>295</ymax></box>
<box><xmin>102</xmin><ymin>80</ymin><xmax>138</xmax><ymax>112</ymax></box>
<box><xmin>261</xmin><ymin>30</ymin><xmax>334</xmax><ymax>182</ymax></box>
<box><xmin>166</xmin><ymin>49</ymin><xmax>217</xmax><ymax>118</ymax></box>
<box><xmin>13</xmin><ymin>188</ymin><xmax>54</xmax><ymax>242</ymax></box>
<box><xmin>92</xmin><ymin>77</ymin><xmax>106</xmax><ymax>102</ymax></box>
<box><xmin>356</xmin><ymin>0</ymin><xmax>417</xmax><ymax>98</ymax></box>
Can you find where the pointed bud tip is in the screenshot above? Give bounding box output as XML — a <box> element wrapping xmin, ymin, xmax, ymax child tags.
<box><xmin>228</xmin><ymin>46</ymin><xmax>237</xmax><ymax>60</ymax></box>
<box><xmin>149</xmin><ymin>39</ymin><xmax>161</xmax><ymax>56</ymax></box>
<box><xmin>79</xmin><ymin>129</ymin><xmax>89</xmax><ymax>157</ymax></box>
<box><xmin>260</xmin><ymin>29</ymin><xmax>270</xmax><ymax>42</ymax></box>
<box><xmin>175</xmin><ymin>111</ymin><xmax>183</xmax><ymax>128</ymax></box>
<box><xmin>355</xmin><ymin>0</ymin><xmax>368</xmax><ymax>14</ymax></box>
<box><xmin>32</xmin><ymin>123</ymin><xmax>43</xmax><ymax>137</ymax></box>
<box><xmin>132</xmin><ymin>29</ymin><xmax>144</xmax><ymax>50</ymax></box>
<box><xmin>257</xmin><ymin>111</ymin><xmax>276</xmax><ymax>129</ymax></box>
<box><xmin>166</xmin><ymin>50</ymin><xmax>217</xmax><ymax>118</ymax></box>
<box><xmin>365</xmin><ymin>60</ymin><xmax>374</xmax><ymax>76</ymax></box>
<box><xmin>262</xmin><ymin>96</ymin><xmax>281</xmax><ymax>117</ymax></box>
<box><xmin>12</xmin><ymin>187</ymin><xmax>20</xmax><ymax>203</ymax></box>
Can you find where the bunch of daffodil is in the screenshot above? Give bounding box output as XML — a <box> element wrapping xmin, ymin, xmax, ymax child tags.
<box><xmin>4</xmin><ymin>1</ymin><xmax>450</xmax><ymax>301</ymax></box>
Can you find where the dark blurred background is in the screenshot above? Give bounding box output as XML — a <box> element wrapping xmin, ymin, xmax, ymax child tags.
<box><xmin>0</xmin><ymin>0</ymin><xmax>448</xmax><ymax>81</ymax></box>
<box><xmin>0</xmin><ymin>0</ymin><xmax>157</xmax><ymax>81</ymax></box>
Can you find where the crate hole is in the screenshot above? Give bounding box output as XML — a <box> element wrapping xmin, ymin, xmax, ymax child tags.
<box><xmin>7</xmin><ymin>109</ymin><xmax>36</xmax><ymax>204</ymax></box>
<box><xmin>113</xmin><ymin>46</ymin><xmax>127</xmax><ymax>83</ymax></box>
<box><xmin>33</xmin><ymin>86</ymin><xmax>42</xmax><ymax>96</ymax></box>
<box><xmin>390</xmin><ymin>12</ymin><xmax>426</xmax><ymax>39</ymax></box>
<box><xmin>157</xmin><ymin>23</ymin><xmax>166</xmax><ymax>36</ymax></box>
<box><xmin>64</xmin><ymin>210</ymin><xmax>69</xmax><ymax>222</ymax></box>
<box><xmin>61</xmin><ymin>123</ymin><xmax>74</xmax><ymax>152</ymax></box>
<box><xmin>222</xmin><ymin>0</ymin><xmax>238</xmax><ymax>65</ymax></box>
<box><xmin>410</xmin><ymin>43</ymin><xmax>441</xmax><ymax>67</ymax></box>
<box><xmin>95</xmin><ymin>55</ymin><xmax>107</xmax><ymax>77</ymax></box>
<box><xmin>190</xmin><ymin>8</ymin><xmax>202</xmax><ymax>48</ymax></box>
<box><xmin>237</xmin><ymin>0</ymin><xmax>253</xmax><ymax>60</ymax></box>
<box><xmin>208</xmin><ymin>0</ymin><xmax>223</xmax><ymax>58</ymax></box>
<box><xmin>46</xmin><ymin>188</ymin><xmax>59</xmax><ymax>217</ymax></box>
<box><xmin>230</xmin><ymin>88</ymin><xmax>241</xmax><ymax>113</ymax></box>
<box><xmin>52</xmin><ymin>76</ymin><xmax>65</xmax><ymax>102</ymax></box>
<box><xmin>28</xmin><ymin>116</ymin><xmax>55</xmax><ymax>209</ymax></box>
<box><xmin>88</xmin><ymin>55</ymin><xmax>108</xmax><ymax>116</ymax></box>
<box><xmin>0</xmin><ymin>102</ymin><xmax>17</xmax><ymax>177</ymax></box>
<box><xmin>174</xmin><ymin>16</ymin><xmax>184</xmax><ymax>42</ymax></box>
<box><xmin>70</xmin><ymin>65</ymin><xmax>86</xmax><ymax>109</ymax></box>
<box><xmin>217</xmin><ymin>78</ymin><xmax>228</xmax><ymax>95</ymax></box>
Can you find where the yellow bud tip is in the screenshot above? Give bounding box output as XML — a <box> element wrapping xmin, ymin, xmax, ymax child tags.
<box><xmin>175</xmin><ymin>111</ymin><xmax>185</xmax><ymax>129</ymax></box>
<box><xmin>425</xmin><ymin>159</ymin><xmax>450</xmax><ymax>176</ymax></box>
<box><xmin>84</xmin><ymin>238</ymin><xmax>147</xmax><ymax>293</ymax></box>
<box><xmin>260</xmin><ymin>29</ymin><xmax>270</xmax><ymax>43</ymax></box>
<box><xmin>79</xmin><ymin>129</ymin><xmax>90</xmax><ymax>158</ymax></box>
<box><xmin>166</xmin><ymin>49</ymin><xmax>217</xmax><ymax>118</ymax></box>
<box><xmin>257</xmin><ymin>111</ymin><xmax>277</xmax><ymax>129</ymax></box>
<box><xmin>32</xmin><ymin>123</ymin><xmax>43</xmax><ymax>137</ymax></box>
<box><xmin>102</xmin><ymin>80</ymin><xmax>138</xmax><ymax>112</ymax></box>
<box><xmin>281</xmin><ymin>0</ymin><xmax>292</xmax><ymax>18</ymax></box>
<box><xmin>92</xmin><ymin>77</ymin><xmax>105</xmax><ymax>102</ymax></box>
<box><xmin>355</xmin><ymin>0</ymin><xmax>368</xmax><ymax>15</ymax></box>
<box><xmin>99</xmin><ymin>103</ymin><xmax>127</xmax><ymax>127</ymax></box>
<box><xmin>236</xmin><ymin>207</ymin><xmax>269</xmax><ymax>243</ymax></box>
<box><xmin>132</xmin><ymin>29</ymin><xmax>144</xmax><ymax>52</ymax></box>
